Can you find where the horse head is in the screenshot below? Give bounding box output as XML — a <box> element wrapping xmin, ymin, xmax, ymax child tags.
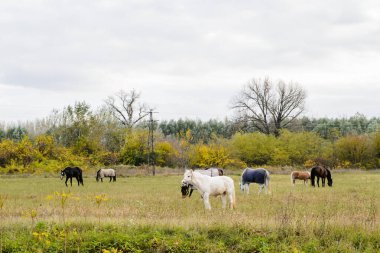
<box><xmin>182</xmin><ymin>169</ymin><xmax>193</xmax><ymax>184</ymax></box>
<box><xmin>239</xmin><ymin>181</ymin><xmax>244</xmax><ymax>192</ymax></box>
<box><xmin>327</xmin><ymin>169</ymin><xmax>333</xmax><ymax>187</ymax></box>
<box><xmin>96</xmin><ymin>169</ymin><xmax>101</xmax><ymax>182</ymax></box>
<box><xmin>240</xmin><ymin>168</ymin><xmax>248</xmax><ymax>192</ymax></box>
<box><xmin>60</xmin><ymin>170</ymin><xmax>65</xmax><ymax>180</ymax></box>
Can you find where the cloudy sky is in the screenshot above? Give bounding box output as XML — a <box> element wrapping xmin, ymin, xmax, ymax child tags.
<box><xmin>0</xmin><ymin>0</ymin><xmax>379</xmax><ymax>123</ymax></box>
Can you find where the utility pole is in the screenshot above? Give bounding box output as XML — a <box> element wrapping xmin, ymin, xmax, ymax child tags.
<box><xmin>147</xmin><ymin>109</ymin><xmax>158</xmax><ymax>175</ymax></box>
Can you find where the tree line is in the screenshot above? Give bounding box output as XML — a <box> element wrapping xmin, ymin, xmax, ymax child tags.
<box><xmin>0</xmin><ymin>79</ymin><xmax>379</xmax><ymax>173</ymax></box>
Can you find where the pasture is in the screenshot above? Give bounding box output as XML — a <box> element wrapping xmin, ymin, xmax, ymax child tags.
<box><xmin>1</xmin><ymin>171</ymin><xmax>380</xmax><ymax>252</ymax></box>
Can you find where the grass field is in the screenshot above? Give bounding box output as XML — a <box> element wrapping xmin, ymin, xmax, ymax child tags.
<box><xmin>1</xmin><ymin>171</ymin><xmax>380</xmax><ymax>252</ymax></box>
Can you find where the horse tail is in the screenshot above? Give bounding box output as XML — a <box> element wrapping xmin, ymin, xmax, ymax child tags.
<box><xmin>232</xmin><ymin>187</ymin><xmax>236</xmax><ymax>209</ymax></box>
<box><xmin>290</xmin><ymin>171</ymin><xmax>294</xmax><ymax>185</ymax></box>
<box><xmin>230</xmin><ymin>179</ymin><xmax>236</xmax><ymax>209</ymax></box>
<box><xmin>265</xmin><ymin>170</ymin><xmax>271</xmax><ymax>194</ymax></box>
<box><xmin>79</xmin><ymin>171</ymin><xmax>84</xmax><ymax>186</ymax></box>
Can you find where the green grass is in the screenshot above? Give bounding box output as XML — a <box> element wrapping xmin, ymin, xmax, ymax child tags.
<box><xmin>0</xmin><ymin>171</ymin><xmax>380</xmax><ymax>252</ymax></box>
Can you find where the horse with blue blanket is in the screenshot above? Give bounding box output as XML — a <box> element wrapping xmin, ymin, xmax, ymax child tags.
<box><xmin>240</xmin><ymin>168</ymin><xmax>270</xmax><ymax>194</ymax></box>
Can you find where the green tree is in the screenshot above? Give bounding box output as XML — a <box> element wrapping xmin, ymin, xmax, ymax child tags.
<box><xmin>188</xmin><ymin>143</ymin><xmax>231</xmax><ymax>168</ymax></box>
<box><xmin>277</xmin><ymin>130</ymin><xmax>327</xmax><ymax>166</ymax></box>
<box><xmin>120</xmin><ymin>129</ymin><xmax>149</xmax><ymax>165</ymax></box>
<box><xmin>0</xmin><ymin>139</ymin><xmax>17</xmax><ymax>168</ymax></box>
<box><xmin>155</xmin><ymin>141</ymin><xmax>178</xmax><ymax>167</ymax></box>
<box><xmin>230</xmin><ymin>132</ymin><xmax>276</xmax><ymax>166</ymax></box>
<box><xmin>34</xmin><ymin>135</ymin><xmax>55</xmax><ymax>158</ymax></box>
<box><xmin>16</xmin><ymin>136</ymin><xmax>38</xmax><ymax>168</ymax></box>
<box><xmin>335</xmin><ymin>135</ymin><xmax>373</xmax><ymax>168</ymax></box>
<box><xmin>6</xmin><ymin>126</ymin><xmax>27</xmax><ymax>141</ymax></box>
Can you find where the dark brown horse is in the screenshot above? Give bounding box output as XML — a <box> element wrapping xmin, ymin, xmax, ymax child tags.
<box><xmin>310</xmin><ymin>166</ymin><xmax>332</xmax><ymax>187</ymax></box>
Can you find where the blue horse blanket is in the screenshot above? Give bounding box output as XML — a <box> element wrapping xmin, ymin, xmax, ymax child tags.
<box><xmin>242</xmin><ymin>168</ymin><xmax>267</xmax><ymax>184</ymax></box>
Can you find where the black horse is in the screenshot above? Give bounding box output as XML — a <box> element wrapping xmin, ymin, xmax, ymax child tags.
<box><xmin>310</xmin><ymin>166</ymin><xmax>332</xmax><ymax>187</ymax></box>
<box><xmin>60</xmin><ymin>167</ymin><xmax>84</xmax><ymax>187</ymax></box>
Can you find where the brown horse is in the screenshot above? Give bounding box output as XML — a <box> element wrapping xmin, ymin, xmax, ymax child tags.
<box><xmin>310</xmin><ymin>166</ymin><xmax>333</xmax><ymax>187</ymax></box>
<box><xmin>290</xmin><ymin>171</ymin><xmax>310</xmax><ymax>186</ymax></box>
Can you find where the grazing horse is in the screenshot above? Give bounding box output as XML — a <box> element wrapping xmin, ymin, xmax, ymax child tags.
<box><xmin>206</xmin><ymin>167</ymin><xmax>224</xmax><ymax>176</ymax></box>
<box><xmin>240</xmin><ymin>168</ymin><xmax>270</xmax><ymax>194</ymax></box>
<box><xmin>182</xmin><ymin>169</ymin><xmax>235</xmax><ymax>210</ymax></box>
<box><xmin>96</xmin><ymin>168</ymin><xmax>116</xmax><ymax>182</ymax></box>
<box><xmin>310</xmin><ymin>166</ymin><xmax>333</xmax><ymax>187</ymax></box>
<box><xmin>60</xmin><ymin>167</ymin><xmax>84</xmax><ymax>187</ymax></box>
<box><xmin>290</xmin><ymin>171</ymin><xmax>311</xmax><ymax>186</ymax></box>
<box><xmin>181</xmin><ymin>168</ymin><xmax>223</xmax><ymax>198</ymax></box>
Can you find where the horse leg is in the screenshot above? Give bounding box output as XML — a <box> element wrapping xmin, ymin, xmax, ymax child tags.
<box><xmin>101</xmin><ymin>178</ymin><xmax>103</xmax><ymax>183</ymax></box>
<box><xmin>65</xmin><ymin>177</ymin><xmax>69</xmax><ymax>187</ymax></box>
<box><xmin>203</xmin><ymin>193</ymin><xmax>211</xmax><ymax>210</ymax></box>
<box><xmin>322</xmin><ymin>178</ymin><xmax>325</xmax><ymax>187</ymax></box>
<box><xmin>77</xmin><ymin>176</ymin><xmax>80</xmax><ymax>186</ymax></box>
<box><xmin>109</xmin><ymin>177</ymin><xmax>112</xmax><ymax>182</ymax></box>
<box><xmin>228</xmin><ymin>192</ymin><xmax>235</xmax><ymax>209</ymax></box>
<box><xmin>259</xmin><ymin>184</ymin><xmax>264</xmax><ymax>194</ymax></box>
<box><xmin>221</xmin><ymin>194</ymin><xmax>227</xmax><ymax>209</ymax></box>
<box><xmin>189</xmin><ymin>189</ymin><xmax>193</xmax><ymax>197</ymax></box>
<box><xmin>70</xmin><ymin>177</ymin><xmax>73</xmax><ymax>186</ymax></box>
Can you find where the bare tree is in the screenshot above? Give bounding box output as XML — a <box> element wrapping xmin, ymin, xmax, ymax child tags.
<box><xmin>233</xmin><ymin>78</ymin><xmax>306</xmax><ymax>136</ymax></box>
<box><xmin>105</xmin><ymin>90</ymin><xmax>149</xmax><ymax>128</ymax></box>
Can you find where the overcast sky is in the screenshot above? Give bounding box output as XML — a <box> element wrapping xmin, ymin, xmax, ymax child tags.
<box><xmin>1</xmin><ymin>0</ymin><xmax>379</xmax><ymax>123</ymax></box>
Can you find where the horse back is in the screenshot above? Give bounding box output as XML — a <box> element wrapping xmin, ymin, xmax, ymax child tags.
<box><xmin>311</xmin><ymin>166</ymin><xmax>327</xmax><ymax>178</ymax></box>
<box><xmin>292</xmin><ymin>171</ymin><xmax>310</xmax><ymax>179</ymax></box>
<box><xmin>243</xmin><ymin>168</ymin><xmax>267</xmax><ymax>184</ymax></box>
<box><xmin>209</xmin><ymin>176</ymin><xmax>234</xmax><ymax>195</ymax></box>
<box><xmin>103</xmin><ymin>168</ymin><xmax>116</xmax><ymax>176</ymax></box>
<box><xmin>64</xmin><ymin>166</ymin><xmax>82</xmax><ymax>176</ymax></box>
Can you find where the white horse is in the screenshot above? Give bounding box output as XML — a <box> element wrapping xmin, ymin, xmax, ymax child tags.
<box><xmin>96</xmin><ymin>168</ymin><xmax>116</xmax><ymax>182</ymax></box>
<box><xmin>181</xmin><ymin>168</ymin><xmax>224</xmax><ymax>198</ymax></box>
<box><xmin>182</xmin><ymin>169</ymin><xmax>235</xmax><ymax>210</ymax></box>
<box><xmin>240</xmin><ymin>168</ymin><xmax>270</xmax><ymax>194</ymax></box>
